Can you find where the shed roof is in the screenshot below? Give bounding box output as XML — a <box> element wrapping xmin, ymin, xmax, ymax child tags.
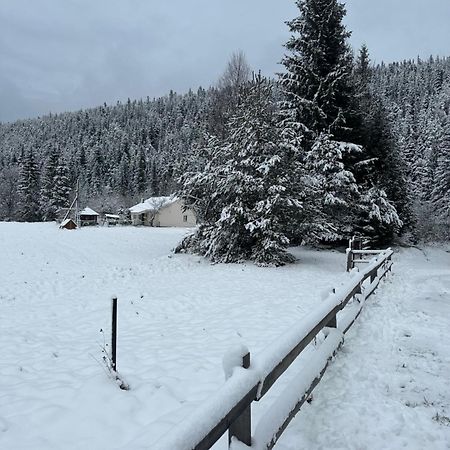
<box><xmin>79</xmin><ymin>207</ymin><xmax>99</xmax><ymax>216</ymax></box>
<box><xmin>60</xmin><ymin>218</ymin><xmax>77</xmax><ymax>229</ymax></box>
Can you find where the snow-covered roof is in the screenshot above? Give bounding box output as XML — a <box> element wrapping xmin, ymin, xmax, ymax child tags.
<box><xmin>105</xmin><ymin>214</ymin><xmax>120</xmax><ymax>219</ymax></box>
<box><xmin>60</xmin><ymin>218</ymin><xmax>76</xmax><ymax>228</ymax></box>
<box><xmin>129</xmin><ymin>196</ymin><xmax>178</xmax><ymax>214</ymax></box>
<box><xmin>79</xmin><ymin>207</ymin><xmax>99</xmax><ymax>216</ymax></box>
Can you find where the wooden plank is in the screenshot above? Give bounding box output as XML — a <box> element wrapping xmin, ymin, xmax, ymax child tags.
<box><xmin>258</xmin><ymin>304</ymin><xmax>341</xmax><ymax>398</ymax></box>
<box><xmin>264</xmin><ymin>339</ymin><xmax>344</xmax><ymax>450</ymax></box>
<box><xmin>259</xmin><ymin>280</ymin><xmax>363</xmax><ymax>398</ymax></box>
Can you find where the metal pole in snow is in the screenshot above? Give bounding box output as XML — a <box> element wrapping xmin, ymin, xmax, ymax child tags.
<box><xmin>111</xmin><ymin>297</ymin><xmax>118</xmax><ymax>372</ymax></box>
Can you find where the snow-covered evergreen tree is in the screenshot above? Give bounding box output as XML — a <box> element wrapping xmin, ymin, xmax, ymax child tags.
<box><xmin>40</xmin><ymin>146</ymin><xmax>60</xmax><ymax>220</ymax></box>
<box><xmin>177</xmin><ymin>74</ymin><xmax>302</xmax><ymax>266</ymax></box>
<box><xmin>53</xmin><ymin>158</ymin><xmax>72</xmax><ymax>212</ymax></box>
<box><xmin>431</xmin><ymin>117</ymin><xmax>450</xmax><ymax>221</ymax></box>
<box><xmin>18</xmin><ymin>151</ymin><xmax>41</xmax><ymax>222</ymax></box>
<box><xmin>280</xmin><ymin>0</ymin><xmax>355</xmax><ymax>143</ymax></box>
<box><xmin>132</xmin><ymin>145</ymin><xmax>147</xmax><ymax>195</ymax></box>
<box><xmin>304</xmin><ymin>133</ymin><xmax>360</xmax><ymax>241</ymax></box>
<box><xmin>359</xmin><ymin>187</ymin><xmax>403</xmax><ymax>244</ymax></box>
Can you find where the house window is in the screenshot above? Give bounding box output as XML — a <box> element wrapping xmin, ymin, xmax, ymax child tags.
<box><xmin>183</xmin><ymin>215</ymin><xmax>188</xmax><ymax>222</ymax></box>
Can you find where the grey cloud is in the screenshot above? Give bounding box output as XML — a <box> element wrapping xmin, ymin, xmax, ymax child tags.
<box><xmin>0</xmin><ymin>0</ymin><xmax>449</xmax><ymax>123</ymax></box>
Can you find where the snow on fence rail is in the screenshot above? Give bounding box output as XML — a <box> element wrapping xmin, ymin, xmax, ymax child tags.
<box><xmin>153</xmin><ymin>247</ymin><xmax>394</xmax><ymax>450</ymax></box>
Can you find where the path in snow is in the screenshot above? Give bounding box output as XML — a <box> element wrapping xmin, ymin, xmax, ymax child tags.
<box><xmin>275</xmin><ymin>246</ymin><xmax>450</xmax><ymax>450</ymax></box>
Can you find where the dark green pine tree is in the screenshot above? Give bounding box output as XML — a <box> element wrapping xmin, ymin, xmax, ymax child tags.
<box><xmin>18</xmin><ymin>151</ymin><xmax>41</xmax><ymax>222</ymax></box>
<box><xmin>116</xmin><ymin>153</ymin><xmax>131</xmax><ymax>197</ymax></box>
<box><xmin>40</xmin><ymin>146</ymin><xmax>60</xmax><ymax>220</ymax></box>
<box><xmin>53</xmin><ymin>159</ymin><xmax>72</xmax><ymax>212</ymax></box>
<box><xmin>177</xmin><ymin>74</ymin><xmax>302</xmax><ymax>266</ymax></box>
<box><xmin>88</xmin><ymin>144</ymin><xmax>104</xmax><ymax>196</ymax></box>
<box><xmin>280</xmin><ymin>0</ymin><xmax>355</xmax><ymax>144</ymax></box>
<box><xmin>280</xmin><ymin>0</ymin><xmax>367</xmax><ymax>243</ymax></box>
<box><xmin>354</xmin><ymin>44</ymin><xmax>371</xmax><ymax>92</ymax></box>
<box><xmin>353</xmin><ymin>45</ymin><xmax>412</xmax><ymax>238</ymax></box>
<box><xmin>150</xmin><ymin>158</ymin><xmax>160</xmax><ymax>196</ymax></box>
<box><xmin>132</xmin><ymin>146</ymin><xmax>147</xmax><ymax>195</ymax></box>
<box><xmin>431</xmin><ymin>117</ymin><xmax>450</xmax><ymax>222</ymax></box>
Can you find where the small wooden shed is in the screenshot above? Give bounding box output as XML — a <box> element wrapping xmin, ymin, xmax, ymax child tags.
<box><xmin>104</xmin><ymin>214</ymin><xmax>121</xmax><ymax>226</ymax></box>
<box><xmin>60</xmin><ymin>218</ymin><xmax>77</xmax><ymax>230</ymax></box>
<box><xmin>79</xmin><ymin>207</ymin><xmax>99</xmax><ymax>226</ymax></box>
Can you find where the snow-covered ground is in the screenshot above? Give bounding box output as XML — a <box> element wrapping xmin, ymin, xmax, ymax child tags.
<box><xmin>0</xmin><ymin>223</ymin><xmax>448</xmax><ymax>449</ymax></box>
<box><xmin>277</xmin><ymin>245</ymin><xmax>450</xmax><ymax>450</ymax></box>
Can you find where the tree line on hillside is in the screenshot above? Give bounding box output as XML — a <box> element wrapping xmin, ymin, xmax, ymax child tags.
<box><xmin>0</xmin><ymin>0</ymin><xmax>449</xmax><ymax>262</ymax></box>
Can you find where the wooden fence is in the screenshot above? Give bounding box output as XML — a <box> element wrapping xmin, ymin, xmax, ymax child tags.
<box><xmin>346</xmin><ymin>236</ymin><xmax>377</xmax><ymax>271</ymax></box>
<box><xmin>154</xmin><ymin>245</ymin><xmax>394</xmax><ymax>450</ymax></box>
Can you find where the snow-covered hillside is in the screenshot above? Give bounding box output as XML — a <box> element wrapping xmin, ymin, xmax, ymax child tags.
<box><xmin>0</xmin><ymin>223</ymin><xmax>448</xmax><ymax>449</ymax></box>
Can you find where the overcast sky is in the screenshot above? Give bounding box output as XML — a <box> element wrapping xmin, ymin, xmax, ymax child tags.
<box><xmin>1</xmin><ymin>0</ymin><xmax>450</xmax><ymax>123</ymax></box>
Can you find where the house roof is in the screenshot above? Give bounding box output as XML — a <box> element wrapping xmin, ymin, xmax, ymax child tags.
<box><xmin>79</xmin><ymin>207</ymin><xmax>99</xmax><ymax>216</ymax></box>
<box><xmin>129</xmin><ymin>196</ymin><xmax>178</xmax><ymax>214</ymax></box>
<box><xmin>105</xmin><ymin>214</ymin><xmax>120</xmax><ymax>219</ymax></box>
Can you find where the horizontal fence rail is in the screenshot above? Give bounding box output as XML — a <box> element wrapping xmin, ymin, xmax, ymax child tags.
<box><xmin>152</xmin><ymin>247</ymin><xmax>394</xmax><ymax>450</ymax></box>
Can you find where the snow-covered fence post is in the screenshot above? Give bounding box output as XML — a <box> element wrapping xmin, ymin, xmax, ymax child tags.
<box><xmin>228</xmin><ymin>352</ymin><xmax>251</xmax><ymax>447</ymax></box>
<box><xmin>346</xmin><ymin>247</ymin><xmax>353</xmax><ymax>272</ymax></box>
<box><xmin>370</xmin><ymin>267</ymin><xmax>377</xmax><ymax>284</ymax></box>
<box><xmin>111</xmin><ymin>297</ymin><xmax>118</xmax><ymax>372</ymax></box>
<box><xmin>326</xmin><ymin>288</ymin><xmax>337</xmax><ymax>328</ymax></box>
<box><xmin>347</xmin><ymin>236</ymin><xmax>365</xmax><ymax>271</ymax></box>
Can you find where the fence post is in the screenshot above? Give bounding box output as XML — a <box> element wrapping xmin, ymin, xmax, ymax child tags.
<box><xmin>354</xmin><ymin>237</ymin><xmax>362</xmax><ymax>262</ymax></box>
<box><xmin>111</xmin><ymin>297</ymin><xmax>117</xmax><ymax>372</ymax></box>
<box><xmin>326</xmin><ymin>288</ymin><xmax>337</xmax><ymax>328</ymax></box>
<box><xmin>346</xmin><ymin>247</ymin><xmax>353</xmax><ymax>272</ymax></box>
<box><xmin>370</xmin><ymin>269</ymin><xmax>377</xmax><ymax>284</ymax></box>
<box><xmin>229</xmin><ymin>352</ymin><xmax>251</xmax><ymax>447</ymax></box>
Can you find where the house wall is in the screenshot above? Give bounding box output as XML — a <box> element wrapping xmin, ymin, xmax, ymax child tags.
<box><xmin>154</xmin><ymin>200</ymin><xmax>197</xmax><ymax>227</ymax></box>
<box><xmin>131</xmin><ymin>212</ymin><xmax>152</xmax><ymax>226</ymax></box>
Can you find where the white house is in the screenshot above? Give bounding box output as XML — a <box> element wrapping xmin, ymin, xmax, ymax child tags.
<box><xmin>129</xmin><ymin>196</ymin><xmax>197</xmax><ymax>227</ymax></box>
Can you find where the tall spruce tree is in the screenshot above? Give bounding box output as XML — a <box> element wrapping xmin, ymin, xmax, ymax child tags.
<box><xmin>133</xmin><ymin>146</ymin><xmax>147</xmax><ymax>195</ymax></box>
<box><xmin>53</xmin><ymin>158</ymin><xmax>72</xmax><ymax>212</ymax></box>
<box><xmin>353</xmin><ymin>45</ymin><xmax>412</xmax><ymax>236</ymax></box>
<box><xmin>18</xmin><ymin>151</ymin><xmax>41</xmax><ymax>222</ymax></box>
<box><xmin>280</xmin><ymin>0</ymin><xmax>355</xmax><ymax>144</ymax></box>
<box><xmin>280</xmin><ymin>0</ymin><xmax>367</xmax><ymax>243</ymax></box>
<box><xmin>40</xmin><ymin>146</ymin><xmax>60</xmax><ymax>220</ymax></box>
<box><xmin>177</xmin><ymin>74</ymin><xmax>302</xmax><ymax>266</ymax></box>
<box><xmin>431</xmin><ymin>117</ymin><xmax>450</xmax><ymax>222</ymax></box>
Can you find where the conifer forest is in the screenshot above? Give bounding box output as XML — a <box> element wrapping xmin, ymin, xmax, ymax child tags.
<box><xmin>1</xmin><ymin>0</ymin><xmax>449</xmax><ymax>265</ymax></box>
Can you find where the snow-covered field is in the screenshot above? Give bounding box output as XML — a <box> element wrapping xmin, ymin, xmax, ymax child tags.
<box><xmin>0</xmin><ymin>223</ymin><xmax>449</xmax><ymax>449</ymax></box>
